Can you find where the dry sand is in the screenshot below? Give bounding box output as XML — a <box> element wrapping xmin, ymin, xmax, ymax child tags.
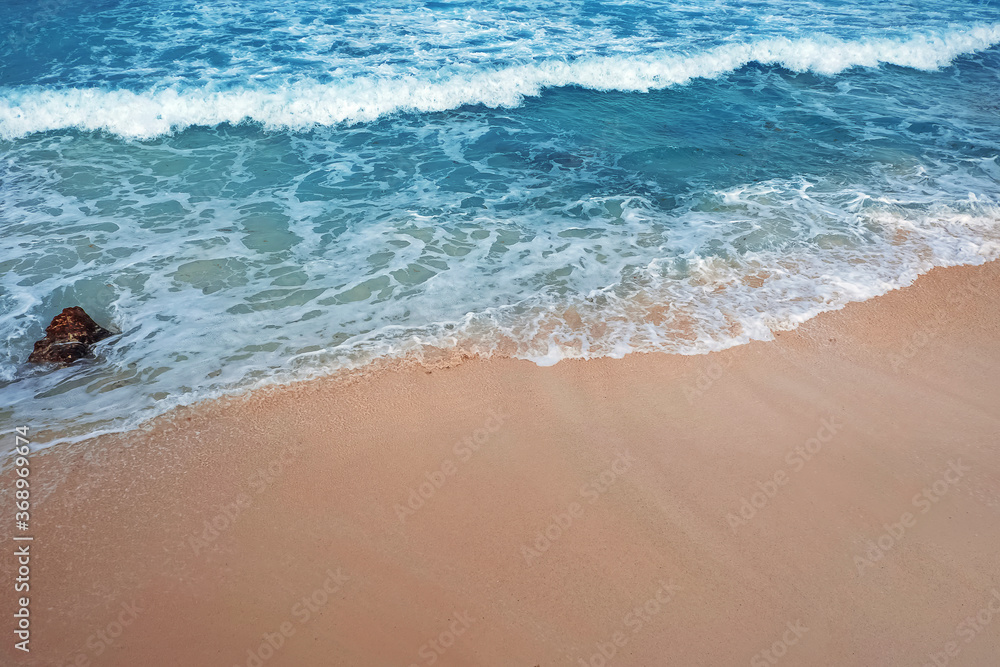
<box><xmin>3</xmin><ymin>260</ymin><xmax>1000</xmax><ymax>667</ymax></box>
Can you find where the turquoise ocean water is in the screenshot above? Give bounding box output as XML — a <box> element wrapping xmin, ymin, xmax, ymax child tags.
<box><xmin>2</xmin><ymin>0</ymin><xmax>1000</xmax><ymax>446</ymax></box>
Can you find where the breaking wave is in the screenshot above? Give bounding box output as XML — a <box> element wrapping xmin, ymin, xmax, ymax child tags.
<box><xmin>2</xmin><ymin>25</ymin><xmax>999</xmax><ymax>140</ymax></box>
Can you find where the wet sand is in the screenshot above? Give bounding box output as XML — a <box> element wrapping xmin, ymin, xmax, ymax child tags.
<box><xmin>3</xmin><ymin>259</ymin><xmax>1000</xmax><ymax>667</ymax></box>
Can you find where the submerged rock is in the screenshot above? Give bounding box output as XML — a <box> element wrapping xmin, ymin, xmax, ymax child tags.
<box><xmin>28</xmin><ymin>307</ymin><xmax>113</xmax><ymax>365</ymax></box>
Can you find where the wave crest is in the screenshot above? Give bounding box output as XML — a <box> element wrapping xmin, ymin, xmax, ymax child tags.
<box><xmin>1</xmin><ymin>25</ymin><xmax>999</xmax><ymax>139</ymax></box>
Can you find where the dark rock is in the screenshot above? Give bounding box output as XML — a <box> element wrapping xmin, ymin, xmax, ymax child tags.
<box><xmin>28</xmin><ymin>307</ymin><xmax>113</xmax><ymax>365</ymax></box>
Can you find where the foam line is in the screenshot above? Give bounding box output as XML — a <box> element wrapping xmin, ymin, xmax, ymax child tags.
<box><xmin>2</xmin><ymin>26</ymin><xmax>998</xmax><ymax>139</ymax></box>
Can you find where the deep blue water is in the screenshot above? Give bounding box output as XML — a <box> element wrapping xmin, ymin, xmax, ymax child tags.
<box><xmin>2</xmin><ymin>1</ymin><xmax>999</xmax><ymax>445</ymax></box>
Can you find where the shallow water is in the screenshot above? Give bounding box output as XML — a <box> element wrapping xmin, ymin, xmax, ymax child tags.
<box><xmin>2</xmin><ymin>0</ymin><xmax>999</xmax><ymax>446</ymax></box>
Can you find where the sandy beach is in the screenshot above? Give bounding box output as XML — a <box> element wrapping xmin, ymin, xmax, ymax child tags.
<box><xmin>3</xmin><ymin>259</ymin><xmax>1000</xmax><ymax>667</ymax></box>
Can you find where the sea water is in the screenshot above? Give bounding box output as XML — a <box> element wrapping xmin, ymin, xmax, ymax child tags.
<box><xmin>2</xmin><ymin>0</ymin><xmax>999</xmax><ymax>445</ymax></box>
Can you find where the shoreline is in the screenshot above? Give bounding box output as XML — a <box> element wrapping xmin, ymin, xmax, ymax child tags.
<box><xmin>3</xmin><ymin>259</ymin><xmax>1000</xmax><ymax>665</ymax></box>
<box><xmin>14</xmin><ymin>251</ymin><xmax>995</xmax><ymax>454</ymax></box>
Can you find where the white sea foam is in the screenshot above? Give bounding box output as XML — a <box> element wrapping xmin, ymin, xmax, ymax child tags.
<box><xmin>2</xmin><ymin>26</ymin><xmax>998</xmax><ymax>140</ymax></box>
<box><xmin>4</xmin><ymin>162</ymin><xmax>998</xmax><ymax>452</ymax></box>
<box><xmin>13</xmin><ymin>206</ymin><xmax>999</xmax><ymax>453</ymax></box>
